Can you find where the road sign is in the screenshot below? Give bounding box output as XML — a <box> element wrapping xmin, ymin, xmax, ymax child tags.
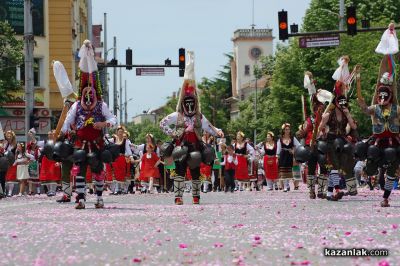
<box><xmin>136</xmin><ymin>68</ymin><xmax>165</xmax><ymax>76</ymax></box>
<box><xmin>299</xmin><ymin>35</ymin><xmax>340</xmax><ymax>48</ymax></box>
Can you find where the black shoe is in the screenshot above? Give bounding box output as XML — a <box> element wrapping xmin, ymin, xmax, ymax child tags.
<box><xmin>56</xmin><ymin>195</ymin><xmax>71</xmax><ymax>203</ymax></box>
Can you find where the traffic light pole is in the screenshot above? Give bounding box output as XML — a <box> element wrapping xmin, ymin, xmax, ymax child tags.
<box><xmin>288</xmin><ymin>26</ymin><xmax>394</xmax><ymax>37</ymax></box>
<box><xmin>98</xmin><ymin>64</ymin><xmax>180</xmax><ymax>68</ymax></box>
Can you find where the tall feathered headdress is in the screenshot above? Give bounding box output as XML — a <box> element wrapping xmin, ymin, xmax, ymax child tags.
<box><xmin>176</xmin><ymin>51</ymin><xmax>201</xmax><ymax>113</ymax></box>
<box><xmin>78</xmin><ymin>40</ymin><xmax>102</xmax><ymax>100</ymax></box>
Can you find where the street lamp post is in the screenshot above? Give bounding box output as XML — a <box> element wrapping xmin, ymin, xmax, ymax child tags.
<box><xmin>124</xmin><ymin>97</ymin><xmax>133</xmax><ymax>125</ymax></box>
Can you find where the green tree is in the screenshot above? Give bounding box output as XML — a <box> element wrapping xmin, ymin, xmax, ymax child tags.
<box><xmin>198</xmin><ymin>53</ymin><xmax>232</xmax><ymax>131</ymax></box>
<box><xmin>0</xmin><ymin>21</ymin><xmax>24</xmax><ymax>103</ymax></box>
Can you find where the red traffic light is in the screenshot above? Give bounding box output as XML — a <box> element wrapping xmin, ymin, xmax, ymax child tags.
<box><xmin>347</xmin><ymin>17</ymin><xmax>356</xmax><ymax>25</ymax></box>
<box><xmin>279</xmin><ymin>22</ymin><xmax>288</xmax><ymax>30</ymax></box>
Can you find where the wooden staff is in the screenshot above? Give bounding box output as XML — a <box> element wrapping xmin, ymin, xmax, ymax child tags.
<box><xmin>54</xmin><ymin>100</ymin><xmax>73</xmax><ymax>138</ymax></box>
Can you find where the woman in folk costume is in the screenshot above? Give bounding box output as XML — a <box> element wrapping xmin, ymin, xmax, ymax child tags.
<box><xmin>159</xmin><ymin>51</ymin><xmax>224</xmax><ymax>205</ymax></box>
<box><xmin>318</xmin><ymin>56</ymin><xmax>358</xmax><ymax>201</ymax></box>
<box><xmin>139</xmin><ymin>143</ymin><xmax>162</xmax><ymax>193</ymax></box>
<box><xmin>4</xmin><ymin>130</ymin><xmax>17</xmax><ymax>196</ymax></box>
<box><xmin>60</xmin><ymin>40</ymin><xmax>117</xmax><ymax>209</ymax></box>
<box><xmin>356</xmin><ymin>23</ymin><xmax>400</xmax><ymax>207</ymax></box>
<box><xmin>200</xmin><ymin>132</ymin><xmax>213</xmax><ymax>193</ymax></box>
<box><xmin>14</xmin><ymin>143</ymin><xmax>34</xmax><ymax>196</ymax></box>
<box><xmin>259</xmin><ymin>132</ymin><xmax>278</xmax><ymax>191</ymax></box>
<box><xmin>105</xmin><ymin>125</ymin><xmax>132</xmax><ymax>194</ymax></box>
<box><xmin>234</xmin><ymin>131</ymin><xmax>255</xmax><ymax>191</ymax></box>
<box><xmin>123</xmin><ymin>131</ymin><xmax>135</xmax><ymax>194</ymax></box>
<box><xmin>26</xmin><ymin>128</ymin><xmax>41</xmax><ymax>195</ymax></box>
<box><xmin>277</xmin><ymin>124</ymin><xmax>301</xmax><ymax>192</ymax></box>
<box><xmin>38</xmin><ymin>130</ymin><xmax>61</xmax><ymax>196</ymax></box>
<box><xmin>220</xmin><ymin>144</ymin><xmax>237</xmax><ymax>192</ymax></box>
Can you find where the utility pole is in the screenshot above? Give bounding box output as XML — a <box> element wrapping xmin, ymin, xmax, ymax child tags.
<box><xmin>339</xmin><ymin>0</ymin><xmax>345</xmax><ymax>31</ymax></box>
<box><xmin>24</xmin><ymin>0</ymin><xmax>34</xmax><ymax>142</ymax></box>
<box><xmin>113</xmin><ymin>36</ymin><xmax>117</xmax><ymax>116</ymax></box>
<box><xmin>119</xmin><ymin>68</ymin><xmax>123</xmax><ymax>122</ymax></box>
<box><xmin>87</xmin><ymin>0</ymin><xmax>92</xmax><ymax>41</ymax></box>
<box><xmin>254</xmin><ymin>62</ymin><xmax>258</xmax><ymax>144</ymax></box>
<box><xmin>103</xmin><ymin>13</ymin><xmax>109</xmax><ymax>106</ymax></box>
<box><xmin>124</xmin><ymin>80</ymin><xmax>127</xmax><ymax>124</ymax></box>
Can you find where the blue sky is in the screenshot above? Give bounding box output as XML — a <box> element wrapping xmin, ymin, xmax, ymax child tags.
<box><xmin>92</xmin><ymin>0</ymin><xmax>311</xmax><ymax>121</ymax></box>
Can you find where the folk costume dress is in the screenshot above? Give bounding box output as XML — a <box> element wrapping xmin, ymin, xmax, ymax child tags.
<box><xmin>139</xmin><ymin>152</ymin><xmax>161</xmax><ymax>183</ymax></box>
<box><xmin>234</xmin><ymin>142</ymin><xmax>255</xmax><ymax>183</ymax></box>
<box><xmin>260</xmin><ymin>142</ymin><xmax>278</xmax><ymax>190</ymax></box>
<box><xmin>277</xmin><ymin>136</ymin><xmax>301</xmax><ymax>191</ymax></box>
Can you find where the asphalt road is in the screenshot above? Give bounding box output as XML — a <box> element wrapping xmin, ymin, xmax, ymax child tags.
<box><xmin>0</xmin><ymin>186</ymin><xmax>398</xmax><ymax>266</ymax></box>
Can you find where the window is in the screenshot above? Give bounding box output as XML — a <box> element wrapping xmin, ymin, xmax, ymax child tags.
<box><xmin>19</xmin><ymin>58</ymin><xmax>41</xmax><ymax>87</ymax></box>
<box><xmin>244</xmin><ymin>65</ymin><xmax>250</xmax><ymax>76</ymax></box>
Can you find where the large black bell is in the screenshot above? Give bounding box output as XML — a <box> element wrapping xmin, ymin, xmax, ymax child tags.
<box><xmin>172</xmin><ymin>146</ymin><xmax>188</xmax><ymax>162</ymax></box>
<box><xmin>106</xmin><ymin>143</ymin><xmax>120</xmax><ymax>161</ymax></box>
<box><xmin>160</xmin><ymin>142</ymin><xmax>174</xmax><ymax>157</ymax></box>
<box><xmin>42</xmin><ymin>142</ymin><xmax>54</xmax><ymax>160</ymax></box>
<box><xmin>73</xmin><ymin>149</ymin><xmax>87</xmax><ymax>164</ymax></box>
<box><xmin>187</xmin><ymin>151</ymin><xmax>202</xmax><ymax>169</ymax></box>
<box><xmin>294</xmin><ymin>145</ymin><xmax>311</xmax><ymax>163</ymax></box>
<box><xmin>53</xmin><ymin>140</ymin><xmax>73</xmax><ymax>160</ymax></box>
<box><xmin>354</xmin><ymin>141</ymin><xmax>368</xmax><ymax>160</ymax></box>
<box><xmin>384</xmin><ymin>147</ymin><xmax>396</xmax><ymax>163</ymax></box>
<box><xmin>100</xmin><ymin>149</ymin><xmax>113</xmax><ymax>163</ymax></box>
<box><xmin>367</xmin><ymin>145</ymin><xmax>380</xmax><ymax>161</ymax></box>
<box><xmin>317</xmin><ymin>141</ymin><xmax>328</xmax><ymax>154</ymax></box>
<box><xmin>343</xmin><ymin>142</ymin><xmax>353</xmax><ymax>155</ymax></box>
<box><xmin>333</xmin><ymin>138</ymin><xmax>345</xmax><ymax>153</ymax></box>
<box><xmin>87</xmin><ymin>151</ymin><xmax>99</xmax><ymax>167</ymax></box>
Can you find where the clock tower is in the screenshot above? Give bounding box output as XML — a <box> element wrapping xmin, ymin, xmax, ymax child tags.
<box><xmin>229</xmin><ymin>28</ymin><xmax>273</xmax><ymax>119</ymax></box>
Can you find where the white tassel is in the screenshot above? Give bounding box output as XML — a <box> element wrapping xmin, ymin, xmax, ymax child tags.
<box><xmin>332</xmin><ymin>56</ymin><xmax>350</xmax><ymax>84</ymax></box>
<box><xmin>303</xmin><ymin>74</ymin><xmax>316</xmax><ymax>95</ymax></box>
<box><xmin>375</xmin><ymin>25</ymin><xmax>399</xmax><ymax>55</ymax></box>
<box><xmin>78</xmin><ymin>40</ymin><xmax>98</xmax><ymax>73</ymax></box>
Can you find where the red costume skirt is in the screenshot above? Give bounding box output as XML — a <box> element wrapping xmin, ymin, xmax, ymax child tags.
<box><xmin>5</xmin><ymin>165</ymin><xmax>17</xmax><ymax>182</ymax></box>
<box><xmin>263</xmin><ymin>155</ymin><xmax>278</xmax><ymax>180</ymax></box>
<box><xmin>200</xmin><ymin>163</ymin><xmax>212</xmax><ymax>182</ymax></box>
<box><xmin>139</xmin><ymin>164</ymin><xmax>160</xmax><ymax>183</ymax></box>
<box><xmin>235</xmin><ymin>155</ymin><xmax>249</xmax><ymax>181</ymax></box>
<box><xmin>106</xmin><ymin>155</ymin><xmax>127</xmax><ymax>182</ymax></box>
<box><xmin>39</xmin><ymin>157</ymin><xmax>61</xmax><ymax>182</ymax></box>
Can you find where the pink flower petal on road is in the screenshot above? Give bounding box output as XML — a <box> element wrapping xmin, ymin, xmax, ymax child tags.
<box><xmin>378</xmin><ymin>260</ymin><xmax>390</xmax><ymax>266</ymax></box>
<box><xmin>344</xmin><ymin>232</ymin><xmax>351</xmax><ymax>236</ymax></box>
<box><xmin>179</xmin><ymin>243</ymin><xmax>188</xmax><ymax>249</ymax></box>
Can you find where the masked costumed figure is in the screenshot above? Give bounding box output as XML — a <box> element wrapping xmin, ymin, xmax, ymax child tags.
<box><xmin>159</xmin><ymin>51</ymin><xmax>224</xmax><ymax>205</ymax></box>
<box><xmin>357</xmin><ymin>23</ymin><xmax>399</xmax><ymax>207</ymax></box>
<box><xmin>318</xmin><ymin>56</ymin><xmax>358</xmax><ymax>201</ymax></box>
<box><xmin>295</xmin><ymin>72</ymin><xmax>333</xmax><ymax>199</ymax></box>
<box><xmin>60</xmin><ymin>40</ymin><xmax>117</xmax><ymax>209</ymax></box>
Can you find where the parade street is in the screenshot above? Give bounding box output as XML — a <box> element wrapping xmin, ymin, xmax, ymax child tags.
<box><xmin>0</xmin><ymin>187</ymin><xmax>398</xmax><ymax>266</ymax></box>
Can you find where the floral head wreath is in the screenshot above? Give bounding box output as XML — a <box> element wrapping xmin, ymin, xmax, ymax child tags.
<box><xmin>281</xmin><ymin>123</ymin><xmax>291</xmax><ymax>130</ymax></box>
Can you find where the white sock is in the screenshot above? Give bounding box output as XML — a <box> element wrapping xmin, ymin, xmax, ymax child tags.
<box><xmin>8</xmin><ymin>183</ymin><xmax>14</xmax><ymax>196</ymax></box>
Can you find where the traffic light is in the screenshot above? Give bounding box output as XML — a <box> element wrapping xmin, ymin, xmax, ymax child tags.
<box><xmin>179</xmin><ymin>48</ymin><xmax>185</xmax><ymax>77</ymax></box>
<box><xmin>126</xmin><ymin>48</ymin><xmax>132</xmax><ymax>70</ymax></box>
<box><xmin>346</xmin><ymin>6</ymin><xmax>357</xmax><ymax>36</ymax></box>
<box><xmin>278</xmin><ymin>10</ymin><xmax>288</xmax><ymax>41</ymax></box>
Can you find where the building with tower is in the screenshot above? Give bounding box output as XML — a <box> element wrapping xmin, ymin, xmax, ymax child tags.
<box><xmin>227</xmin><ymin>28</ymin><xmax>273</xmax><ymax>120</ymax></box>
